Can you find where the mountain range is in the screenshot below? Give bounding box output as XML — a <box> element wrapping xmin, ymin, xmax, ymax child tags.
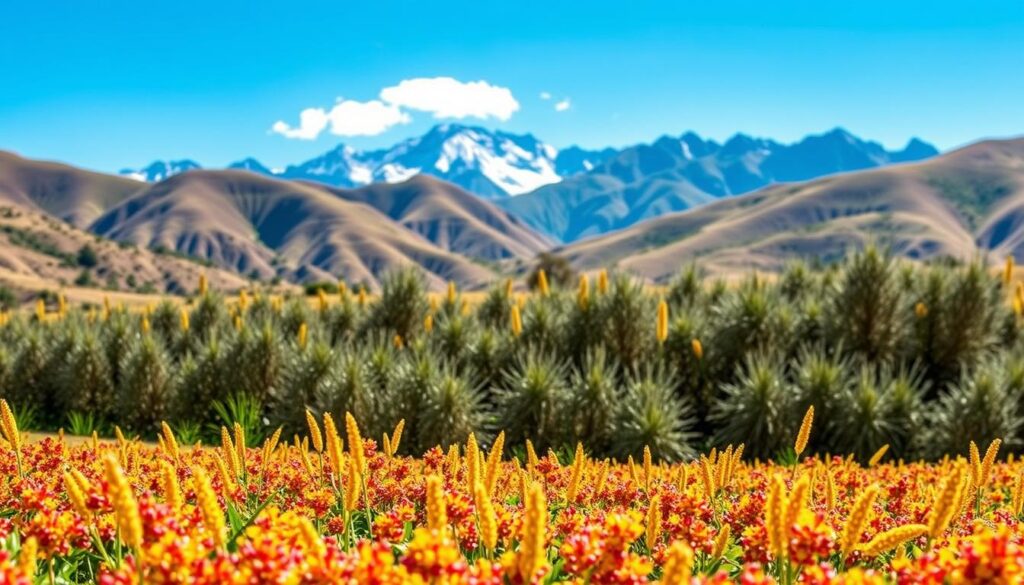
<box><xmin>119</xmin><ymin>124</ymin><xmax>938</xmax><ymax>242</ymax></box>
<box><xmin>9</xmin><ymin>128</ymin><xmax>1023</xmax><ymax>295</ymax></box>
<box><xmin>557</xmin><ymin>137</ymin><xmax>1024</xmax><ymax>281</ymax></box>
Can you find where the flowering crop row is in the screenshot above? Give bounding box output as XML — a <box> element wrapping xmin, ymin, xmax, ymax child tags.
<box><xmin>0</xmin><ymin>401</ymin><xmax>1020</xmax><ymax>584</ymax></box>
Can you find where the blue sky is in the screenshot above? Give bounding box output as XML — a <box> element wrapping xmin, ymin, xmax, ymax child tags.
<box><xmin>1</xmin><ymin>0</ymin><xmax>1022</xmax><ymax>173</ymax></box>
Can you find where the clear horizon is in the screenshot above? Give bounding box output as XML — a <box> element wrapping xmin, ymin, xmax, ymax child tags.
<box><xmin>2</xmin><ymin>0</ymin><xmax>1021</xmax><ymax>173</ymax></box>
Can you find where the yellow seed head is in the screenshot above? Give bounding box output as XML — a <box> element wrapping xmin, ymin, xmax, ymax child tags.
<box><xmin>0</xmin><ymin>399</ymin><xmax>21</xmax><ymax>451</ymax></box>
<box><xmin>198</xmin><ymin>272</ymin><xmax>208</xmax><ymax>295</ymax></box>
<box><xmin>841</xmin><ymin>483</ymin><xmax>881</xmax><ymax>557</ymax></box>
<box><xmin>1006</xmin><ymin>255</ymin><xmax>1015</xmax><ymax>285</ymax></box>
<box><xmin>765</xmin><ymin>474</ymin><xmax>788</xmax><ymax>560</ymax></box>
<box><xmin>426</xmin><ymin>475</ymin><xmax>448</xmax><ymax>530</ymax></box>
<box><xmin>345</xmin><ymin>412</ymin><xmax>366</xmax><ymax>473</ymax></box>
<box><xmin>859</xmin><ymin>524</ymin><xmax>927</xmax><ymax>557</ymax></box>
<box><xmin>661</xmin><ymin>541</ymin><xmax>694</xmax><ymax>584</ymax></box>
<box><xmin>536</xmin><ymin>269</ymin><xmax>549</xmax><ymax>296</ymax></box>
<box><xmin>104</xmin><ymin>455</ymin><xmax>143</xmax><ymax>550</ymax></box>
<box><xmin>597</xmin><ymin>269</ymin><xmax>609</xmax><ymax>295</ymax></box>
<box><xmin>915</xmin><ymin>302</ymin><xmax>928</xmax><ymax>318</ymax></box>
<box><xmin>656</xmin><ymin>298</ymin><xmax>669</xmax><ymax>343</ymax></box>
<box><xmin>510</xmin><ymin>303</ymin><xmax>522</xmax><ymax>337</ymax></box>
<box><xmin>868</xmin><ymin>444</ymin><xmax>890</xmax><ymax>467</ymax></box>
<box><xmin>646</xmin><ymin>494</ymin><xmax>662</xmax><ymax>550</ymax></box>
<box><xmin>423</xmin><ymin>314</ymin><xmax>433</xmax><ymax>333</ymax></box>
<box><xmin>160</xmin><ymin>460</ymin><xmax>182</xmax><ymax>511</ymax></box>
<box><xmin>179</xmin><ymin>308</ymin><xmax>190</xmax><ymax>332</ymax></box>
<box><xmin>474</xmin><ymin>481</ymin><xmax>498</xmax><ymax>551</ymax></box>
<box><xmin>18</xmin><ymin>536</ymin><xmax>37</xmax><ymax>578</ymax></box>
<box><xmin>192</xmin><ymin>466</ymin><xmax>226</xmax><ymax>549</ymax></box>
<box><xmin>928</xmin><ymin>464</ymin><xmax>965</xmax><ymax>538</ymax></box>
<box><xmin>306</xmin><ymin>410</ymin><xmax>324</xmax><ymax>453</ymax></box>
<box><xmin>518</xmin><ymin>481</ymin><xmax>548</xmax><ymax>579</ymax></box>
<box><xmin>713</xmin><ymin>523</ymin><xmax>731</xmax><ymax>558</ymax></box>
<box><xmin>692</xmin><ymin>338</ymin><xmax>703</xmax><ymax>360</ymax></box>
<box><xmin>485</xmin><ymin>431</ymin><xmax>504</xmax><ymax>495</ymax></box>
<box><xmin>795</xmin><ymin>405</ymin><xmax>814</xmax><ymax>456</ymax></box>
<box><xmin>577</xmin><ymin>274</ymin><xmax>589</xmax><ymax>310</ymax></box>
<box><xmin>297</xmin><ymin>322</ymin><xmax>308</xmax><ymax>349</ymax></box>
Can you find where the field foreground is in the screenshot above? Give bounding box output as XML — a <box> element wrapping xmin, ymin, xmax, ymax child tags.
<box><xmin>0</xmin><ymin>407</ymin><xmax>1019</xmax><ymax>584</ymax></box>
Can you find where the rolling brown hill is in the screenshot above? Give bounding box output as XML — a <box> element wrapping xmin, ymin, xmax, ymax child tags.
<box><xmin>0</xmin><ymin>203</ymin><xmax>248</xmax><ymax>299</ymax></box>
<box><xmin>321</xmin><ymin>175</ymin><xmax>552</xmax><ymax>261</ymax></box>
<box><xmin>88</xmin><ymin>170</ymin><xmax>499</xmax><ymax>289</ymax></box>
<box><xmin>0</xmin><ymin>151</ymin><xmax>144</xmax><ymax>227</ymax></box>
<box><xmin>558</xmin><ymin>137</ymin><xmax>1024</xmax><ymax>281</ymax></box>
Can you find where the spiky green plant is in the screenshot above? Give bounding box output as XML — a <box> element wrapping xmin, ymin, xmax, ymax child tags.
<box><xmin>827</xmin><ymin>246</ymin><xmax>907</xmax><ymax>363</ymax></box>
<box><xmin>666</xmin><ymin>264</ymin><xmax>706</xmax><ymax>309</ymax></box>
<box><xmin>567</xmin><ymin>348</ymin><xmax>619</xmax><ymax>453</ymax></box>
<box><xmin>57</xmin><ymin>330</ymin><xmax>113</xmax><ymax>422</ymax></box>
<box><xmin>613</xmin><ymin>365</ymin><xmax>697</xmax><ymax>463</ymax></box>
<box><xmin>115</xmin><ymin>335</ymin><xmax>175</xmax><ymax>435</ymax></box>
<box><xmin>418</xmin><ymin>366</ymin><xmax>489</xmax><ymax>449</ymax></box>
<box><xmin>791</xmin><ymin>345</ymin><xmax>850</xmax><ymax>453</ymax></box>
<box><xmin>599</xmin><ymin>274</ymin><xmax>654</xmax><ymax>371</ymax></box>
<box><xmin>364</xmin><ymin>268</ymin><xmax>429</xmax><ymax>341</ymax></box>
<box><xmin>830</xmin><ymin>364</ymin><xmax>927</xmax><ymax>461</ymax></box>
<box><xmin>706</xmin><ymin>277</ymin><xmax>792</xmax><ymax>383</ymax></box>
<box><xmin>476</xmin><ymin>283</ymin><xmax>512</xmax><ymax>328</ymax></box>
<box><xmin>928</xmin><ymin>357</ymin><xmax>1024</xmax><ymax>457</ymax></box>
<box><xmin>189</xmin><ymin>291</ymin><xmax>229</xmax><ymax>340</ymax></box>
<box><xmin>272</xmin><ymin>340</ymin><xmax>338</xmax><ymax>435</ymax></box>
<box><xmin>496</xmin><ymin>350</ymin><xmax>570</xmax><ymax>451</ymax></box>
<box><xmin>711</xmin><ymin>353</ymin><xmax>793</xmax><ymax>460</ymax></box>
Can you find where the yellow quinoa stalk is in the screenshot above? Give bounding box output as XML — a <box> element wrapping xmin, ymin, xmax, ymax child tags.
<box><xmin>446</xmin><ymin>444</ymin><xmax>460</xmax><ymax>475</ymax></box>
<box><xmin>700</xmin><ymin>456</ymin><xmax>716</xmax><ymax>498</ymax></box>
<box><xmin>868</xmin><ymin>444</ymin><xmax>889</xmax><ymax>467</ymax></box>
<box><xmin>104</xmin><ymin>455</ymin><xmax>143</xmax><ymax>551</ymax></box>
<box><xmin>524</xmin><ymin>439</ymin><xmax>538</xmax><ymax>473</ymax></box>
<box><xmin>660</xmin><ymin>541</ymin><xmax>694</xmax><ymax>584</ymax></box>
<box><xmin>980</xmin><ymin>438</ymin><xmax>1001</xmax><ymax>487</ymax></box>
<box><xmin>0</xmin><ymin>399</ymin><xmax>22</xmax><ymax>476</ymax></box>
<box><xmin>344</xmin><ymin>412</ymin><xmax>366</xmax><ymax>473</ymax></box>
<box><xmin>473</xmin><ymin>481</ymin><xmax>499</xmax><ymax>553</ymax></box>
<box><xmin>179</xmin><ymin>308</ymin><xmax>190</xmax><ymax>332</ymax></box>
<box><xmin>716</xmin><ymin>445</ymin><xmax>733</xmax><ymax>490</ymax></box>
<box><xmin>712</xmin><ymin>523</ymin><xmax>731</xmax><ymax>559</ymax></box>
<box><xmin>484</xmin><ymin>431</ymin><xmax>505</xmax><ymax>496</ymax></box>
<box><xmin>765</xmin><ymin>474</ymin><xmax>788</xmax><ymax>560</ymax></box>
<box><xmin>676</xmin><ymin>464</ymin><xmax>688</xmax><ymax>493</ymax></box>
<box><xmin>306</xmin><ymin>410</ymin><xmax>324</xmax><ymax>453</ymax></box>
<box><xmin>64</xmin><ymin>471</ymin><xmax>91</xmax><ymax>519</ymax></box>
<box><xmin>859</xmin><ymin>524</ymin><xmax>927</xmax><ymax>557</ymax></box>
<box><xmin>426</xmin><ymin>475</ymin><xmax>448</xmax><ymax>530</ymax></box>
<box><xmin>510</xmin><ymin>304</ymin><xmax>522</xmax><ymax>337</ymax></box>
<box><xmin>317</xmin><ymin>288</ymin><xmax>328</xmax><ymax>313</ymax></box>
<box><xmin>18</xmin><ymin>536</ymin><xmax>37</xmax><ymax>578</ymax></box>
<box><xmin>577</xmin><ymin>274</ymin><xmax>589</xmax><ymax>310</ymax></box>
<box><xmin>344</xmin><ymin>457</ymin><xmax>362</xmax><ymax>512</ymax></box>
<box><xmin>221</xmin><ymin>427</ymin><xmax>240</xmax><ymax>479</ymax></box>
<box><xmin>192</xmin><ymin>466</ymin><xmax>226</xmax><ymax>549</ymax></box>
<box><xmin>465</xmin><ymin>432</ymin><xmax>480</xmax><ymax>493</ymax></box>
<box><xmin>212</xmin><ymin>452</ymin><xmax>237</xmax><ymax>494</ymax></box>
<box><xmin>643</xmin><ymin>446</ymin><xmax>653</xmax><ymax>492</ymax></box>
<box><xmin>785</xmin><ymin>474</ymin><xmax>811</xmax><ymax>531</ymax></box>
<box><xmin>841</xmin><ymin>483</ymin><xmax>881</xmax><ymax>557</ymax></box>
<box><xmin>646</xmin><ymin>494</ymin><xmax>662</xmax><ymax>550</ymax></box>
<box><xmin>1013</xmin><ymin>473</ymin><xmax>1024</xmax><ymax>516</ymax></box>
<box><xmin>160</xmin><ymin>421</ymin><xmax>180</xmax><ymax>465</ymax></box>
<box><xmin>160</xmin><ymin>460</ymin><xmax>182</xmax><ymax>512</ymax></box>
<box><xmin>323</xmin><ymin>414</ymin><xmax>344</xmax><ymax>478</ymax></box>
<box><xmin>297</xmin><ymin>322</ymin><xmax>308</xmax><ymax>349</ymax></box>
<box><xmin>927</xmin><ymin>464</ymin><xmax>965</xmax><ymax>539</ymax></box>
<box><xmin>594</xmin><ymin>459</ymin><xmax>610</xmax><ymax>497</ymax></box>
<box><xmin>537</xmin><ymin>269</ymin><xmax>549</xmax><ymax>297</ymax></box>
<box><xmin>389</xmin><ymin>419</ymin><xmax>405</xmax><ymax>457</ymax></box>
<box><xmin>518</xmin><ymin>481</ymin><xmax>547</xmax><ymax>580</ymax></box>
<box><xmin>968</xmin><ymin>441</ymin><xmax>982</xmax><ymax>487</ymax></box>
<box><xmin>298</xmin><ymin>517</ymin><xmax>326</xmax><ymax>559</ymax></box>
<box><xmin>656</xmin><ymin>299</ymin><xmax>669</xmax><ymax>344</ymax></box>
<box><xmin>795</xmin><ymin>406</ymin><xmax>814</xmax><ymax>457</ymax></box>
<box><xmin>566</xmin><ymin>443</ymin><xmax>585</xmax><ymax>504</ymax></box>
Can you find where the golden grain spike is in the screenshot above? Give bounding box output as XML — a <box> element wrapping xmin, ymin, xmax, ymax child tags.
<box><xmin>795</xmin><ymin>405</ymin><xmax>814</xmax><ymax>457</ymax></box>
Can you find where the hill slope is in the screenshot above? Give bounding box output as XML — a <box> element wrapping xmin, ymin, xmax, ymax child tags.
<box><xmin>321</xmin><ymin>175</ymin><xmax>552</xmax><ymax>261</ymax></box>
<box><xmin>558</xmin><ymin>137</ymin><xmax>1024</xmax><ymax>281</ymax></box>
<box><xmin>500</xmin><ymin>129</ymin><xmax>938</xmax><ymax>243</ymax></box>
<box><xmin>0</xmin><ymin>151</ymin><xmax>144</xmax><ymax>227</ymax></box>
<box><xmin>88</xmin><ymin>171</ymin><xmax>500</xmax><ymax>289</ymax></box>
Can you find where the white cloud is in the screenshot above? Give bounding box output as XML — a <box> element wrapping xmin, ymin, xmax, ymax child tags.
<box><xmin>555</xmin><ymin>98</ymin><xmax>571</xmax><ymax>112</ymax></box>
<box><xmin>272</xmin><ymin>77</ymin><xmax>519</xmax><ymax>140</ymax></box>
<box><xmin>539</xmin><ymin>91</ymin><xmax>552</xmax><ymax>100</ymax></box>
<box><xmin>271</xmin><ymin>107</ymin><xmax>329</xmax><ymax>140</ymax></box>
<box><xmin>379</xmin><ymin>77</ymin><xmax>519</xmax><ymax>121</ymax></box>
<box><xmin>272</xmin><ymin>99</ymin><xmax>410</xmax><ymax>139</ymax></box>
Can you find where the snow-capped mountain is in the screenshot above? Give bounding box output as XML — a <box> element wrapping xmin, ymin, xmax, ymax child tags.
<box><xmin>124</xmin><ymin>125</ymin><xmax>592</xmax><ymax>198</ymax></box>
<box><xmin>276</xmin><ymin>124</ymin><xmax>565</xmax><ymax>198</ymax></box>
<box><xmin>119</xmin><ymin>160</ymin><xmax>201</xmax><ymax>182</ymax></box>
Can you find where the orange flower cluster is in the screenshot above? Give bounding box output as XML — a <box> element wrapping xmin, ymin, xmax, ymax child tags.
<box><xmin>0</xmin><ymin>405</ymin><xmax>1022</xmax><ymax>584</ymax></box>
